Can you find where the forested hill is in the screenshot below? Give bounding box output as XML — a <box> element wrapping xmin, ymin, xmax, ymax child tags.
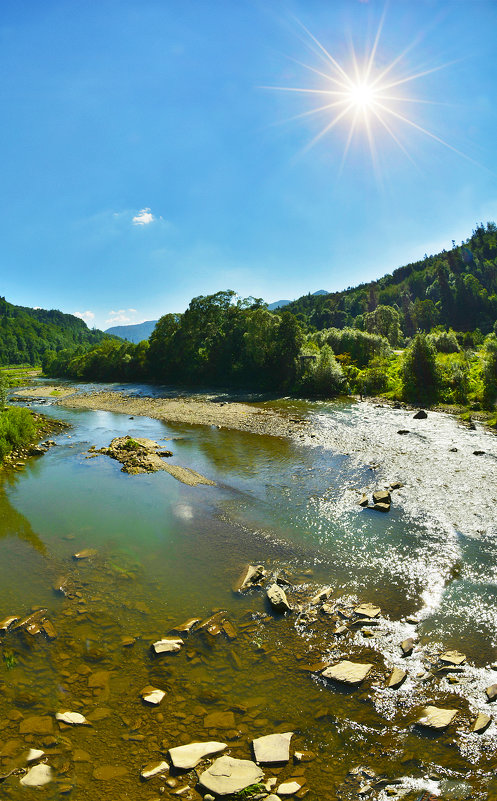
<box><xmin>0</xmin><ymin>297</ymin><xmax>111</xmax><ymax>365</ymax></box>
<box><xmin>283</xmin><ymin>222</ymin><xmax>497</xmax><ymax>336</ymax></box>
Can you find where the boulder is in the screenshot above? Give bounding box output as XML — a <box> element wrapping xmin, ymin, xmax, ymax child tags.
<box><xmin>20</xmin><ymin>764</ymin><xmax>53</xmax><ymax>787</ymax></box>
<box><xmin>266</xmin><ymin>583</ymin><xmax>291</xmax><ymax>613</ymax></box>
<box><xmin>322</xmin><ymin>661</ymin><xmax>373</xmax><ymax>685</ymax></box>
<box><xmin>472</xmin><ymin>713</ymin><xmax>491</xmax><ymax>733</ymax></box>
<box><xmin>56</xmin><ymin>711</ymin><xmax>90</xmax><ymax>725</ymax></box>
<box><xmin>372</xmin><ymin>490</ymin><xmax>391</xmax><ymax>505</ymax></box>
<box><xmin>198</xmin><ymin>756</ymin><xmax>263</xmax><ymax>796</ymax></box>
<box><xmin>413</xmin><ymin>410</ymin><xmax>428</xmax><ymax>419</ymax></box>
<box><xmin>397</xmin><ymin>430</ymin><xmax>410</xmax><ymax>435</ymax></box>
<box><xmin>169</xmin><ymin>741</ymin><xmax>227</xmax><ymax>770</ymax></box>
<box><xmin>171</xmin><ymin>617</ymin><xmax>200</xmax><ymax>634</ymax></box>
<box><xmin>233</xmin><ymin>564</ymin><xmax>266</xmax><ymax>593</ymax></box>
<box><xmin>140</xmin><ymin>760</ymin><xmax>169</xmax><ymax>780</ymax></box>
<box><xmin>152</xmin><ymin>637</ymin><xmax>183</xmax><ymax>654</ymax></box>
<box><xmin>373</xmin><ymin>503</ymin><xmax>390</xmax><ymax>513</ymax></box>
<box><xmin>417</xmin><ymin>706</ymin><xmax>458</xmax><ymax>729</ymax></box>
<box><xmin>252</xmin><ymin>732</ymin><xmax>293</xmax><ymax>763</ymax></box>
<box><xmin>0</xmin><ymin>615</ymin><xmax>18</xmax><ymax>632</ymax></box>
<box><xmin>358</xmin><ymin>494</ymin><xmax>369</xmax><ymax>507</ymax></box>
<box><xmin>141</xmin><ymin>686</ymin><xmax>166</xmax><ymax>705</ymax></box>
<box><xmin>485</xmin><ymin>684</ymin><xmax>497</xmax><ymax>701</ymax></box>
<box><xmin>387</xmin><ymin>668</ymin><xmax>406</xmax><ymax>689</ymax></box>
<box><xmin>389</xmin><ymin>481</ymin><xmax>404</xmax><ymax>490</ymax></box>
<box><xmin>310</xmin><ymin>586</ymin><xmax>333</xmax><ymax>605</ymax></box>
<box><xmin>439</xmin><ymin>650</ymin><xmax>466</xmax><ymax>666</ymax></box>
<box><xmin>354</xmin><ymin>603</ymin><xmax>381</xmax><ymax>619</ymax></box>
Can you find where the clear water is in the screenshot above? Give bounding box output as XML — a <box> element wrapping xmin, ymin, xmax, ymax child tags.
<box><xmin>1</xmin><ymin>389</ymin><xmax>497</xmax><ymax>799</ymax></box>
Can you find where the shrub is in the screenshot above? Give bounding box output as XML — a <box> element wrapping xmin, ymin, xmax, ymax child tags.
<box><xmin>401</xmin><ymin>333</ymin><xmax>440</xmax><ymax>404</ymax></box>
<box><xmin>0</xmin><ymin>407</ymin><xmax>37</xmax><ymax>462</ymax></box>
<box><xmin>297</xmin><ymin>345</ymin><xmax>347</xmax><ymax>396</ymax></box>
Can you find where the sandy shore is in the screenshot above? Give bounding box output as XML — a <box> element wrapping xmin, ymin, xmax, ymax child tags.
<box><xmin>14</xmin><ymin>385</ymin><xmax>76</xmax><ymax>398</ymax></box>
<box><xmin>57</xmin><ymin>390</ymin><xmax>310</xmax><ymax>438</ymax></box>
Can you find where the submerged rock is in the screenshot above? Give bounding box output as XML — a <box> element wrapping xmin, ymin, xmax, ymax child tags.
<box><xmin>140</xmin><ymin>760</ymin><xmax>169</xmax><ymax>780</ymax></box>
<box><xmin>171</xmin><ymin>617</ymin><xmax>201</xmax><ymax>635</ymax></box>
<box><xmin>152</xmin><ymin>637</ymin><xmax>183</xmax><ymax>654</ymax></box>
<box><xmin>0</xmin><ymin>615</ymin><xmax>18</xmax><ymax>632</ymax></box>
<box><xmin>73</xmin><ymin>548</ymin><xmax>97</xmax><ymax>560</ymax></box>
<box><xmin>322</xmin><ymin>661</ymin><xmax>373</xmax><ymax>685</ymax></box>
<box><xmin>169</xmin><ymin>741</ymin><xmax>227</xmax><ymax>770</ymax></box>
<box><xmin>267</xmin><ymin>583</ymin><xmax>291</xmax><ymax>613</ymax></box>
<box><xmin>198</xmin><ymin>755</ymin><xmax>263</xmax><ymax>796</ymax></box>
<box><xmin>354</xmin><ymin>603</ymin><xmax>381</xmax><ymax>619</ymax></box>
<box><xmin>20</xmin><ymin>764</ymin><xmax>53</xmax><ymax>787</ymax></box>
<box><xmin>141</xmin><ymin>686</ymin><xmax>166</xmax><ymax>705</ymax></box>
<box><xmin>55</xmin><ymin>711</ymin><xmax>91</xmax><ymax>725</ymax></box>
<box><xmin>417</xmin><ymin>706</ymin><xmax>458</xmax><ymax>729</ymax></box>
<box><xmin>252</xmin><ymin>732</ymin><xmax>293</xmax><ymax>763</ymax></box>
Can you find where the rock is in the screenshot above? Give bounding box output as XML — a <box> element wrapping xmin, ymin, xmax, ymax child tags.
<box><xmin>417</xmin><ymin>706</ymin><xmax>458</xmax><ymax>729</ymax></box>
<box><xmin>20</xmin><ymin>764</ymin><xmax>53</xmax><ymax>787</ymax></box>
<box><xmin>221</xmin><ymin>619</ymin><xmax>237</xmax><ymax>640</ymax></box>
<box><xmin>485</xmin><ymin>684</ymin><xmax>497</xmax><ymax>701</ymax></box>
<box><xmin>372</xmin><ymin>490</ymin><xmax>391</xmax><ymax>505</ymax></box>
<box><xmin>73</xmin><ymin>548</ymin><xmax>97</xmax><ymax>559</ymax></box>
<box><xmin>294</xmin><ymin>751</ymin><xmax>315</xmax><ymax>763</ymax></box>
<box><xmin>204</xmin><ymin>711</ymin><xmax>235</xmax><ymax>729</ymax></box>
<box><xmin>389</xmin><ymin>481</ymin><xmax>404</xmax><ymax>490</ymax></box>
<box><xmin>141</xmin><ymin>686</ymin><xmax>166</xmax><ymax>705</ymax></box>
<box><xmin>373</xmin><ymin>503</ymin><xmax>390</xmax><ymax>512</ymax></box>
<box><xmin>233</xmin><ymin>564</ymin><xmax>266</xmax><ymax>593</ymax></box>
<box><xmin>93</xmin><ymin>765</ymin><xmax>128</xmax><ymax>780</ymax></box>
<box><xmin>474</xmin><ymin>450</ymin><xmax>485</xmax><ymax>456</ymax></box>
<box><xmin>439</xmin><ymin>650</ymin><xmax>466</xmax><ymax>666</ymax></box>
<box><xmin>387</xmin><ymin>668</ymin><xmax>407</xmax><ymax>689</ymax></box>
<box><xmin>401</xmin><ymin>638</ymin><xmax>415</xmax><ymax>656</ymax></box>
<box><xmin>42</xmin><ymin>619</ymin><xmax>57</xmax><ymax>640</ymax></box>
<box><xmin>354</xmin><ymin>603</ymin><xmax>381</xmax><ymax>618</ymax></box>
<box><xmin>252</xmin><ymin>732</ymin><xmax>293</xmax><ymax>763</ymax></box>
<box><xmin>55</xmin><ymin>711</ymin><xmax>91</xmax><ymax>725</ymax></box>
<box><xmin>472</xmin><ymin>713</ymin><xmax>491</xmax><ymax>733</ymax></box>
<box><xmin>267</xmin><ymin>583</ymin><xmax>291</xmax><ymax>613</ymax></box>
<box><xmin>413</xmin><ymin>410</ymin><xmax>428</xmax><ymax>419</ymax></box>
<box><xmin>171</xmin><ymin>617</ymin><xmax>201</xmax><ymax>634</ymax></box>
<box><xmin>19</xmin><ymin>716</ymin><xmax>53</xmax><ymax>735</ymax></box>
<box><xmin>449</xmin><ymin>447</ymin><xmax>458</xmax><ymax>452</ymax></box>
<box><xmin>0</xmin><ymin>615</ymin><xmax>18</xmax><ymax>632</ymax></box>
<box><xmin>322</xmin><ymin>661</ymin><xmax>373</xmax><ymax>685</ymax></box>
<box><xmin>278</xmin><ymin>778</ymin><xmax>306</xmax><ymax>795</ymax></box>
<box><xmin>152</xmin><ymin>637</ymin><xmax>183</xmax><ymax>654</ymax></box>
<box><xmin>397</xmin><ymin>429</ymin><xmax>410</xmax><ymax>435</ymax></box>
<box><xmin>26</xmin><ymin>748</ymin><xmax>45</xmax><ymax>762</ymax></box>
<box><xmin>358</xmin><ymin>494</ymin><xmax>369</xmax><ymax>507</ymax></box>
<box><xmin>310</xmin><ymin>586</ymin><xmax>333</xmax><ymax>604</ymax></box>
<box><xmin>198</xmin><ymin>756</ymin><xmax>264</xmax><ymax>796</ymax></box>
<box><xmin>169</xmin><ymin>741</ymin><xmax>227</xmax><ymax>770</ymax></box>
<box><xmin>333</xmin><ymin>624</ymin><xmax>348</xmax><ymax>635</ymax></box>
<box><xmin>141</xmin><ymin>760</ymin><xmax>169</xmax><ymax>780</ymax></box>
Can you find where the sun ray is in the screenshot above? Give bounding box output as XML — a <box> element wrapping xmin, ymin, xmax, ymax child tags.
<box><xmin>365</xmin><ymin>5</ymin><xmax>386</xmax><ymax>83</ymax></box>
<box><xmin>339</xmin><ymin>107</ymin><xmax>361</xmax><ymax>175</ymax></box>
<box><xmin>269</xmin><ymin>99</ymin><xmax>352</xmax><ymax>129</ymax></box>
<box><xmin>293</xmin><ymin>16</ymin><xmax>355</xmax><ymax>88</ymax></box>
<box><xmin>301</xmin><ymin>103</ymin><xmax>355</xmax><ymax>154</ymax></box>
<box><xmin>369</xmin><ymin>107</ymin><xmax>418</xmax><ymax>167</ymax></box>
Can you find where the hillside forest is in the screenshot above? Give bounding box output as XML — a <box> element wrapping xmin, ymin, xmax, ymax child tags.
<box><xmin>6</xmin><ymin>222</ymin><xmax>497</xmax><ymax>412</ymax></box>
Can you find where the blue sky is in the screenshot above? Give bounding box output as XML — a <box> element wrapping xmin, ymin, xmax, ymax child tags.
<box><xmin>1</xmin><ymin>0</ymin><xmax>496</xmax><ymax>330</ymax></box>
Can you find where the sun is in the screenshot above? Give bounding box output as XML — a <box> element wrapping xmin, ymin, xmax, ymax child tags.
<box><xmin>263</xmin><ymin>16</ymin><xmax>464</xmax><ymax>170</ymax></box>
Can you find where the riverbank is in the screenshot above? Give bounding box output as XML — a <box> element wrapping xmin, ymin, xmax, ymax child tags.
<box><xmin>0</xmin><ymin>408</ymin><xmax>68</xmax><ymax>470</ymax></box>
<box><xmin>53</xmin><ymin>389</ymin><xmax>311</xmax><ymax>439</ymax></box>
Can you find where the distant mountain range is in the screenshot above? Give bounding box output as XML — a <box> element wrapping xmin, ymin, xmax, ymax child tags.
<box><xmin>105</xmin><ymin>320</ymin><xmax>158</xmax><ymax>343</ymax></box>
<box><xmin>268</xmin><ymin>290</ymin><xmax>329</xmax><ymax>311</ymax></box>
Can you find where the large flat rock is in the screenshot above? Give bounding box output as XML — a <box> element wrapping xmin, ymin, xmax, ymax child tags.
<box><xmin>322</xmin><ymin>660</ymin><xmax>373</xmax><ymax>685</ymax></box>
<box><xmin>417</xmin><ymin>706</ymin><xmax>458</xmax><ymax>729</ymax></box>
<box><xmin>252</xmin><ymin>732</ymin><xmax>293</xmax><ymax>763</ymax></box>
<box><xmin>169</xmin><ymin>741</ymin><xmax>227</xmax><ymax>770</ymax></box>
<box><xmin>20</xmin><ymin>764</ymin><xmax>53</xmax><ymax>787</ymax></box>
<box><xmin>152</xmin><ymin>637</ymin><xmax>183</xmax><ymax>654</ymax></box>
<box><xmin>198</xmin><ymin>755</ymin><xmax>264</xmax><ymax>795</ymax></box>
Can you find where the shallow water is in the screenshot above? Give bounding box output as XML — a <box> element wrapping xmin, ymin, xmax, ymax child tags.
<box><xmin>1</xmin><ymin>390</ymin><xmax>497</xmax><ymax>799</ymax></box>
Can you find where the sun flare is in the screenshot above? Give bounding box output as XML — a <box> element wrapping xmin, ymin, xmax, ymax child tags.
<box><xmin>264</xmin><ymin>16</ymin><xmax>464</xmax><ymax>171</ymax></box>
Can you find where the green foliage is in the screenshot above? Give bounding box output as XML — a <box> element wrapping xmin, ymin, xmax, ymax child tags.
<box><xmin>310</xmin><ymin>327</ymin><xmax>391</xmax><ymax>368</ymax></box>
<box><xmin>3</xmin><ymin>649</ymin><xmax>17</xmax><ymax>669</ymax></box>
<box><xmin>0</xmin><ymin>296</ymin><xmax>111</xmax><ymax>366</ymax></box>
<box><xmin>297</xmin><ymin>345</ymin><xmax>347</xmax><ymax>396</ymax></box>
<box><xmin>0</xmin><ymin>407</ymin><xmax>37</xmax><ymax>462</ymax></box>
<box><xmin>427</xmin><ymin>328</ymin><xmax>461</xmax><ymax>353</ymax></box>
<box><xmin>401</xmin><ymin>333</ymin><xmax>440</xmax><ymax>405</ymax></box>
<box><xmin>122</xmin><ymin>437</ymin><xmax>142</xmax><ymax>451</ymax></box>
<box><xmin>233</xmin><ymin>783</ymin><xmax>266</xmax><ymax>799</ymax></box>
<box><xmin>363</xmin><ymin>304</ymin><xmax>402</xmax><ymax>346</ymax></box>
<box><xmin>481</xmin><ymin>333</ymin><xmax>497</xmax><ymax>408</ymax></box>
<box><xmin>0</xmin><ymin>373</ymin><xmax>7</xmax><ymax>410</ymax></box>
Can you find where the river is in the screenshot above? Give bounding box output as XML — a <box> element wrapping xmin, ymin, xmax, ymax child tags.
<box><xmin>1</xmin><ymin>386</ymin><xmax>496</xmax><ymax>799</ymax></box>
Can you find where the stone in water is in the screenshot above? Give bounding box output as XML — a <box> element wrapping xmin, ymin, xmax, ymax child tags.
<box><xmin>322</xmin><ymin>661</ymin><xmax>373</xmax><ymax>685</ymax></box>
<box><xmin>169</xmin><ymin>741</ymin><xmax>227</xmax><ymax>770</ymax></box>
<box><xmin>141</xmin><ymin>685</ymin><xmax>165</xmax><ymax>705</ymax></box>
<box><xmin>198</xmin><ymin>756</ymin><xmax>263</xmax><ymax>796</ymax></box>
<box><xmin>252</xmin><ymin>732</ymin><xmax>293</xmax><ymax>763</ymax></box>
<box><xmin>152</xmin><ymin>637</ymin><xmax>183</xmax><ymax>654</ymax></box>
<box><xmin>417</xmin><ymin>706</ymin><xmax>458</xmax><ymax>730</ymax></box>
<box><xmin>55</xmin><ymin>711</ymin><xmax>90</xmax><ymax>725</ymax></box>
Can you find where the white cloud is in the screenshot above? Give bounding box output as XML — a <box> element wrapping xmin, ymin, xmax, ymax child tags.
<box><xmin>128</xmin><ymin>308</ymin><xmax>137</xmax><ymax>313</ymax></box>
<box><xmin>105</xmin><ymin>308</ymin><xmax>141</xmax><ymax>326</ymax></box>
<box><xmin>73</xmin><ymin>310</ymin><xmax>95</xmax><ymax>322</ymax></box>
<box><xmin>132</xmin><ymin>207</ymin><xmax>155</xmax><ymax>225</ymax></box>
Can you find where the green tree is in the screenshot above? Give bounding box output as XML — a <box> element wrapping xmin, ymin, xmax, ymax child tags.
<box><xmin>401</xmin><ymin>333</ymin><xmax>440</xmax><ymax>404</ymax></box>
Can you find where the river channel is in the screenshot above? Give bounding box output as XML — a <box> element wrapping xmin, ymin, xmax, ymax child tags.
<box><xmin>1</xmin><ymin>385</ymin><xmax>497</xmax><ymax>799</ymax></box>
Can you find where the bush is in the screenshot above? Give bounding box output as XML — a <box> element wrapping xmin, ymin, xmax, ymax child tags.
<box><xmin>427</xmin><ymin>329</ymin><xmax>461</xmax><ymax>353</ymax></box>
<box><xmin>481</xmin><ymin>333</ymin><xmax>497</xmax><ymax>408</ymax></box>
<box><xmin>0</xmin><ymin>407</ymin><xmax>37</xmax><ymax>462</ymax></box>
<box><xmin>297</xmin><ymin>345</ymin><xmax>347</xmax><ymax>396</ymax></box>
<box><xmin>311</xmin><ymin>327</ymin><xmax>391</xmax><ymax>367</ymax></box>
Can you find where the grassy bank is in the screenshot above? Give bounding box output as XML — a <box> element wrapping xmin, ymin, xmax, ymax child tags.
<box><xmin>0</xmin><ymin>406</ymin><xmax>67</xmax><ymax>466</ymax></box>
